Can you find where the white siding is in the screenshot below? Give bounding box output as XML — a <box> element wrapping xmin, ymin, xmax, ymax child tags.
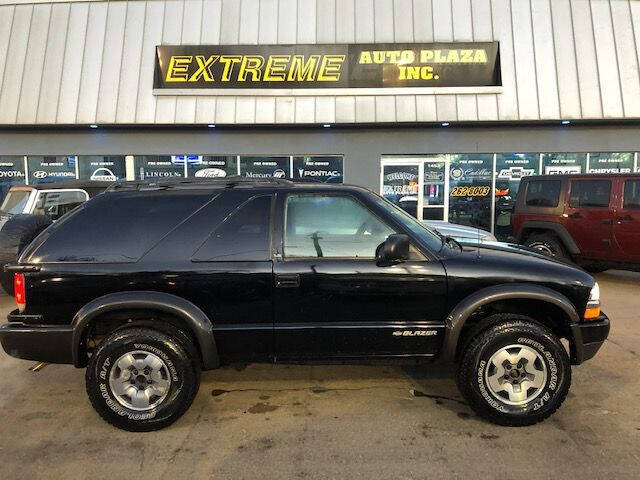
<box><xmin>16</xmin><ymin>3</ymin><xmax>50</xmax><ymax>123</ymax></box>
<box><xmin>0</xmin><ymin>4</ymin><xmax>32</xmax><ymax>123</ymax></box>
<box><xmin>0</xmin><ymin>0</ymin><xmax>637</xmax><ymax>125</ymax></box>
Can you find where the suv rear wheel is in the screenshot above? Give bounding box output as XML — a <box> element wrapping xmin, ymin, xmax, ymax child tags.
<box><xmin>86</xmin><ymin>327</ymin><xmax>200</xmax><ymax>431</ymax></box>
<box><xmin>525</xmin><ymin>233</ymin><xmax>568</xmax><ymax>261</ymax></box>
<box><xmin>456</xmin><ymin>319</ymin><xmax>571</xmax><ymax>426</ymax></box>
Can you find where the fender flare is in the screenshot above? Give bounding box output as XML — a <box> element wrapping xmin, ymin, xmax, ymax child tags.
<box><xmin>71</xmin><ymin>291</ymin><xmax>219</xmax><ymax>369</ymax></box>
<box><xmin>441</xmin><ymin>283</ymin><xmax>579</xmax><ymax>361</ymax></box>
<box><xmin>517</xmin><ymin>221</ymin><xmax>580</xmax><ymax>255</ymax></box>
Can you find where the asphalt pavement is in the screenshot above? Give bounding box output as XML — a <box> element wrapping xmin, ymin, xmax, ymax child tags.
<box><xmin>0</xmin><ymin>271</ymin><xmax>638</xmax><ymax>479</ymax></box>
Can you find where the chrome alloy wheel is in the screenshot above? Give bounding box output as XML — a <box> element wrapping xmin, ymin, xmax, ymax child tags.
<box><xmin>484</xmin><ymin>344</ymin><xmax>548</xmax><ymax>406</ymax></box>
<box><xmin>109</xmin><ymin>350</ymin><xmax>171</xmax><ymax>411</ymax></box>
<box><xmin>529</xmin><ymin>242</ymin><xmax>555</xmax><ymax>257</ymax></box>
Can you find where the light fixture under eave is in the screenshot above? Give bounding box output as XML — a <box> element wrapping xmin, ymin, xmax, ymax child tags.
<box><xmin>322</xmin><ymin>124</ymin><xmax>331</xmax><ymax>128</ymax></box>
<box><xmin>207</xmin><ymin>124</ymin><xmax>216</xmax><ymax>128</ymax></box>
<box><xmin>441</xmin><ymin>122</ymin><xmax>450</xmax><ymax>127</ymax></box>
<box><xmin>89</xmin><ymin>124</ymin><xmax>98</xmax><ymax>129</ymax></box>
<box><xmin>561</xmin><ymin>120</ymin><xmax>571</xmax><ymax>125</ymax></box>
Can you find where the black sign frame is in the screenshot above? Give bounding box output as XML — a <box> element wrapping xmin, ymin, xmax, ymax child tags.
<box><xmin>154</xmin><ymin>42</ymin><xmax>500</xmax><ymax>91</ymax></box>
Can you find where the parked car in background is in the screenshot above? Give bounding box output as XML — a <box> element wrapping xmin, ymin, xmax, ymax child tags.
<box><xmin>512</xmin><ymin>174</ymin><xmax>640</xmax><ymax>272</ymax></box>
<box><xmin>0</xmin><ymin>181</ymin><xmax>112</xmax><ymax>294</ymax></box>
<box><xmin>0</xmin><ymin>180</ymin><xmax>111</xmax><ymax>225</ymax></box>
<box><xmin>422</xmin><ymin>220</ymin><xmax>497</xmax><ymax>243</ymax></box>
<box><xmin>0</xmin><ymin>177</ymin><xmax>608</xmax><ymax>431</ymax></box>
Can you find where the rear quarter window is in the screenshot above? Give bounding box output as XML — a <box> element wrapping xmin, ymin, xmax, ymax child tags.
<box><xmin>27</xmin><ymin>191</ymin><xmax>214</xmax><ymax>263</ymax></box>
<box><xmin>525</xmin><ymin>180</ymin><xmax>561</xmax><ymax>207</ymax></box>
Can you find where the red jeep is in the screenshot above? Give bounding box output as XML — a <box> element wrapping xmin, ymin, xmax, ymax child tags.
<box><xmin>512</xmin><ymin>174</ymin><xmax>640</xmax><ymax>272</ymax></box>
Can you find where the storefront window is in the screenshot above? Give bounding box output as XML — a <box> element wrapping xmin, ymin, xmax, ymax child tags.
<box><xmin>494</xmin><ymin>153</ymin><xmax>539</xmax><ymax>240</ymax></box>
<box><xmin>588</xmin><ymin>152</ymin><xmax>634</xmax><ymax>174</ymax></box>
<box><xmin>134</xmin><ymin>156</ymin><xmax>184</xmax><ymax>179</ymax></box>
<box><xmin>239</xmin><ymin>156</ymin><xmax>289</xmax><ymax>178</ymax></box>
<box><xmin>188</xmin><ymin>156</ymin><xmax>238</xmax><ymax>178</ymax></box>
<box><xmin>293</xmin><ymin>155</ymin><xmax>343</xmax><ymax>183</ymax></box>
<box><xmin>541</xmin><ymin>153</ymin><xmax>586</xmax><ymax>175</ymax></box>
<box><xmin>78</xmin><ymin>156</ymin><xmax>126</xmax><ymax>181</ymax></box>
<box><xmin>381</xmin><ymin>164</ymin><xmax>420</xmax><ymax>217</ymax></box>
<box><xmin>27</xmin><ymin>156</ymin><xmax>77</xmax><ymax>184</ymax></box>
<box><xmin>422</xmin><ymin>156</ymin><xmax>447</xmax><ymax>220</ymax></box>
<box><xmin>0</xmin><ymin>156</ymin><xmax>27</xmax><ymax>205</ymax></box>
<box><xmin>448</xmin><ymin>154</ymin><xmax>493</xmax><ymax>231</ymax></box>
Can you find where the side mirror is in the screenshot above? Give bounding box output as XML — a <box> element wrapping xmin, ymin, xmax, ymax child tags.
<box><xmin>376</xmin><ymin>234</ymin><xmax>410</xmax><ymax>266</ymax></box>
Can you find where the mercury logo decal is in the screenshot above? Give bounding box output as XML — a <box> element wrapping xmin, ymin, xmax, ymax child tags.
<box><xmin>393</xmin><ymin>330</ymin><xmax>438</xmax><ymax>337</ymax></box>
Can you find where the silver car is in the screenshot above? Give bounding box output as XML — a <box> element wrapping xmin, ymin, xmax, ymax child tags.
<box><xmin>423</xmin><ymin>220</ymin><xmax>497</xmax><ymax>243</ymax></box>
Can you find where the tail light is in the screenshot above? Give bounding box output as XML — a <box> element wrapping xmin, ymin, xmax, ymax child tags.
<box><xmin>14</xmin><ymin>273</ymin><xmax>26</xmax><ymax>312</ymax></box>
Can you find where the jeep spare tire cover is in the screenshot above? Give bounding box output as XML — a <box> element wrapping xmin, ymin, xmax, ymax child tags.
<box><xmin>0</xmin><ymin>214</ymin><xmax>52</xmax><ymax>294</ymax></box>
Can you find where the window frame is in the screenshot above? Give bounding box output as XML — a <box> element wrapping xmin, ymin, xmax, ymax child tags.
<box><xmin>568</xmin><ymin>179</ymin><xmax>612</xmax><ymax>209</ymax></box>
<box><xmin>524</xmin><ymin>179</ymin><xmax>561</xmax><ymax>208</ymax></box>
<box><xmin>281</xmin><ymin>192</ymin><xmax>402</xmax><ymax>261</ymax></box>
<box><xmin>623</xmin><ymin>180</ymin><xmax>640</xmax><ymax>210</ymax></box>
<box><xmin>32</xmin><ymin>188</ymin><xmax>90</xmax><ymax>220</ymax></box>
<box><xmin>191</xmin><ymin>194</ymin><xmax>275</xmax><ymax>263</ymax></box>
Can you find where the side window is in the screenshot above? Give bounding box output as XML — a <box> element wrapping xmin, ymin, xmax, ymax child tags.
<box><xmin>623</xmin><ymin>180</ymin><xmax>640</xmax><ymax>209</ymax></box>
<box><xmin>284</xmin><ymin>194</ymin><xmax>395</xmax><ymax>258</ymax></box>
<box><xmin>569</xmin><ymin>180</ymin><xmax>611</xmax><ymax>208</ymax></box>
<box><xmin>192</xmin><ymin>195</ymin><xmax>272</xmax><ymax>261</ymax></box>
<box><xmin>33</xmin><ymin>190</ymin><xmax>88</xmax><ymax>221</ymax></box>
<box><xmin>525</xmin><ymin>180</ymin><xmax>561</xmax><ymax>207</ymax></box>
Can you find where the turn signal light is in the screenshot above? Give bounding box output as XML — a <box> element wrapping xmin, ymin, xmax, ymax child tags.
<box><xmin>584</xmin><ymin>305</ymin><xmax>601</xmax><ymax>320</ymax></box>
<box><xmin>14</xmin><ymin>273</ymin><xmax>26</xmax><ymax>312</ymax></box>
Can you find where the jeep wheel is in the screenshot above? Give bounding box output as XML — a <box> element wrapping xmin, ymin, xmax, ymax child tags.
<box><xmin>456</xmin><ymin>320</ymin><xmax>571</xmax><ymax>426</ymax></box>
<box><xmin>525</xmin><ymin>233</ymin><xmax>568</xmax><ymax>261</ymax></box>
<box><xmin>86</xmin><ymin>327</ymin><xmax>200</xmax><ymax>431</ymax></box>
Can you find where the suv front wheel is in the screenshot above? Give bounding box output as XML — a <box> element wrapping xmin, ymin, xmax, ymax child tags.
<box><xmin>457</xmin><ymin>319</ymin><xmax>571</xmax><ymax>426</ymax></box>
<box><xmin>86</xmin><ymin>327</ymin><xmax>200</xmax><ymax>431</ymax></box>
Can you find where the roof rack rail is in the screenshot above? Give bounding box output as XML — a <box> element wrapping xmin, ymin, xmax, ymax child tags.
<box><xmin>106</xmin><ymin>176</ymin><xmax>294</xmax><ymax>192</ymax></box>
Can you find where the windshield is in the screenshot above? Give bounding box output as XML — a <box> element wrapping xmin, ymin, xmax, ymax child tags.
<box><xmin>0</xmin><ymin>190</ymin><xmax>30</xmax><ymax>214</ymax></box>
<box><xmin>371</xmin><ymin>194</ymin><xmax>444</xmax><ymax>251</ymax></box>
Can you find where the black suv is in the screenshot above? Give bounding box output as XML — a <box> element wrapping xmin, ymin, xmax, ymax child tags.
<box><xmin>0</xmin><ymin>178</ymin><xmax>609</xmax><ymax>431</ymax></box>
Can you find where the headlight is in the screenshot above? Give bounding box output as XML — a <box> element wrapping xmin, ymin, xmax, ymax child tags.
<box><xmin>588</xmin><ymin>282</ymin><xmax>600</xmax><ymax>304</ymax></box>
<box><xmin>585</xmin><ymin>282</ymin><xmax>601</xmax><ymax>320</ymax></box>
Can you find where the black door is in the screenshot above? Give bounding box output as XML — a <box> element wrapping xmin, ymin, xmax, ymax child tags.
<box><xmin>273</xmin><ymin>192</ymin><xmax>447</xmax><ymax>360</ymax></box>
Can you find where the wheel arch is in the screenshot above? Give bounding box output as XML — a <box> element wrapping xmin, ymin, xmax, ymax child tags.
<box><xmin>442</xmin><ymin>284</ymin><xmax>580</xmax><ymax>362</ymax></box>
<box><xmin>518</xmin><ymin>221</ymin><xmax>580</xmax><ymax>255</ymax></box>
<box><xmin>71</xmin><ymin>291</ymin><xmax>219</xmax><ymax>370</ymax></box>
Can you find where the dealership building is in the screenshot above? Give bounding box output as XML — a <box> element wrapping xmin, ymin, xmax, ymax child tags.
<box><xmin>0</xmin><ymin>0</ymin><xmax>639</xmax><ymax>238</ymax></box>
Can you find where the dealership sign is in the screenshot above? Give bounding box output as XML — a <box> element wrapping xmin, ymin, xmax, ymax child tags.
<box><xmin>154</xmin><ymin>42</ymin><xmax>500</xmax><ymax>94</ymax></box>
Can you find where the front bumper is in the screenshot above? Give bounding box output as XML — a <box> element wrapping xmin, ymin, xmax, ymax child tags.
<box><xmin>569</xmin><ymin>312</ymin><xmax>610</xmax><ymax>365</ymax></box>
<box><xmin>0</xmin><ymin>310</ymin><xmax>73</xmax><ymax>364</ymax></box>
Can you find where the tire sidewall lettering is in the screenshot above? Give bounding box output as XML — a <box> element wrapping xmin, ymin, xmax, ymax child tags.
<box><xmin>96</xmin><ymin>341</ymin><xmax>184</xmax><ymax>422</ymax></box>
<box><xmin>476</xmin><ymin>334</ymin><xmax>562</xmax><ymax>414</ymax></box>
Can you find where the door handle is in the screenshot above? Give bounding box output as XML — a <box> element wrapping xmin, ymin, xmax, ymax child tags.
<box><xmin>568</xmin><ymin>212</ymin><xmax>582</xmax><ymax>219</ymax></box>
<box><xmin>602</xmin><ymin>218</ymin><xmax>613</xmax><ymax>225</ymax></box>
<box><xmin>617</xmin><ymin>215</ymin><xmax>634</xmax><ymax>223</ymax></box>
<box><xmin>275</xmin><ymin>274</ymin><xmax>300</xmax><ymax>288</ymax></box>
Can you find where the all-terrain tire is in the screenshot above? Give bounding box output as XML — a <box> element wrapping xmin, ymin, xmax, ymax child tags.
<box><xmin>456</xmin><ymin>319</ymin><xmax>571</xmax><ymax>427</ymax></box>
<box><xmin>86</xmin><ymin>327</ymin><xmax>200</xmax><ymax>432</ymax></box>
